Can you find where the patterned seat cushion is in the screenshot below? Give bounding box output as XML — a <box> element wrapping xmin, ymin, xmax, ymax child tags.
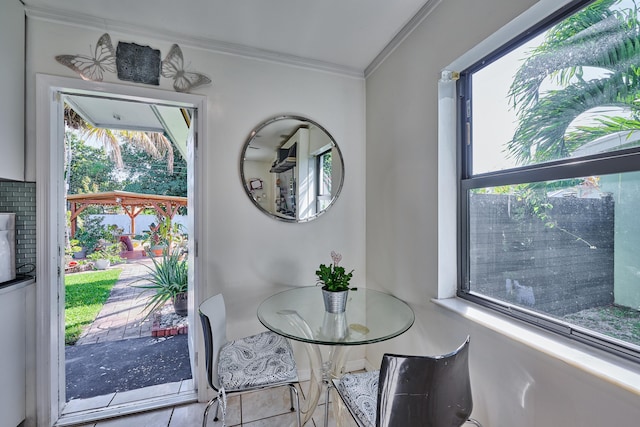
<box><xmin>218</xmin><ymin>331</ymin><xmax>298</xmax><ymax>391</ymax></box>
<box><xmin>336</xmin><ymin>370</ymin><xmax>380</xmax><ymax>427</ymax></box>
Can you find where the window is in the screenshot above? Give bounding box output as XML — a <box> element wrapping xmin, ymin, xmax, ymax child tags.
<box><xmin>316</xmin><ymin>149</ymin><xmax>333</xmax><ymax>212</ymax></box>
<box><xmin>459</xmin><ymin>0</ymin><xmax>640</xmax><ymax>361</ymax></box>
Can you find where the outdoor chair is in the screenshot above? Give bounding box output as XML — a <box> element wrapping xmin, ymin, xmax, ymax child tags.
<box><xmin>199</xmin><ymin>293</ymin><xmax>301</xmax><ymax>427</ymax></box>
<box><xmin>332</xmin><ymin>336</ymin><xmax>483</xmax><ymax>427</ymax></box>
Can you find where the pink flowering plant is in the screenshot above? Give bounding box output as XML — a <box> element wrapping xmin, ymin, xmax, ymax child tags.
<box><xmin>316</xmin><ymin>251</ymin><xmax>355</xmax><ymax>292</ymax></box>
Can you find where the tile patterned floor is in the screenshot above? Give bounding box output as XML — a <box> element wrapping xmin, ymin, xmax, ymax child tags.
<box><xmin>69</xmin><ymin>382</ymin><xmax>359</xmax><ymax>427</ymax></box>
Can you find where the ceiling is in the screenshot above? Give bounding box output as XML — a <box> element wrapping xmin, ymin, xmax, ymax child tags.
<box><xmin>244</xmin><ymin>117</ymin><xmax>311</xmax><ymax>162</ymax></box>
<box><xmin>24</xmin><ymin>0</ymin><xmax>437</xmax><ymax>76</ymax></box>
<box><xmin>31</xmin><ymin>1</ymin><xmax>437</xmax><ymax>158</ymax></box>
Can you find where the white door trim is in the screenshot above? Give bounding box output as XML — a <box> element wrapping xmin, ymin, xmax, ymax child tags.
<box><xmin>35</xmin><ymin>74</ymin><xmax>206</xmax><ymax>426</ymax></box>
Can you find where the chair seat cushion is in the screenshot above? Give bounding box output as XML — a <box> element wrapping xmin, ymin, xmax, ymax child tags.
<box><xmin>218</xmin><ymin>331</ymin><xmax>298</xmax><ymax>391</ymax></box>
<box><xmin>335</xmin><ymin>370</ymin><xmax>380</xmax><ymax>427</ymax></box>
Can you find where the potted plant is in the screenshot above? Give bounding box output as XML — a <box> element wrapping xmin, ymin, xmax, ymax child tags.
<box><xmin>132</xmin><ymin>249</ymin><xmax>188</xmax><ymax>317</ymax></box>
<box><xmin>86</xmin><ymin>251</ymin><xmax>110</xmax><ymax>270</ymax></box>
<box><xmin>69</xmin><ymin>239</ymin><xmax>86</xmax><ymax>259</ymax></box>
<box><xmin>143</xmin><ymin>218</ymin><xmax>187</xmax><ymax>257</ymax></box>
<box><xmin>316</xmin><ymin>251</ymin><xmax>355</xmax><ymax>313</ymax></box>
<box><xmin>142</xmin><ymin>222</ymin><xmax>167</xmax><ymax>257</ymax></box>
<box><xmin>86</xmin><ymin>242</ymin><xmax>124</xmax><ymax>270</ymax></box>
<box><xmin>74</xmin><ymin>216</ymin><xmax>112</xmax><ymax>255</ymax></box>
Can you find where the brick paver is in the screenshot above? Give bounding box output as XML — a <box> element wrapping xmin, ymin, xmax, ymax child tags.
<box><xmin>76</xmin><ymin>258</ymin><xmax>157</xmax><ymax>345</ymax></box>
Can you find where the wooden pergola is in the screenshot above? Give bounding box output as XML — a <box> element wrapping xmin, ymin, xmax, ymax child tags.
<box><xmin>67</xmin><ymin>190</ymin><xmax>187</xmax><ymax>237</ymax></box>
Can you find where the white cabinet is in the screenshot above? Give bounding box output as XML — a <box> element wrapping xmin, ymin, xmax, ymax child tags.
<box><xmin>0</xmin><ymin>0</ymin><xmax>25</xmax><ymax>181</ymax></box>
<box><xmin>0</xmin><ymin>283</ymin><xmax>27</xmax><ymax>426</ymax></box>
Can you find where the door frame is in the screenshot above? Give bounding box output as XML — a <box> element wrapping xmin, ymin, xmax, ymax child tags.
<box><xmin>35</xmin><ymin>74</ymin><xmax>206</xmax><ymax>426</ymax></box>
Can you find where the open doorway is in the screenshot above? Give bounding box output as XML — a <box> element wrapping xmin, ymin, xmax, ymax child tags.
<box><xmin>35</xmin><ymin>75</ymin><xmax>205</xmax><ymax>427</ymax></box>
<box><xmin>61</xmin><ymin>94</ymin><xmax>194</xmax><ymax>414</ymax></box>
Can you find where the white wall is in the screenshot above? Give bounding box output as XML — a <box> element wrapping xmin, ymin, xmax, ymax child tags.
<box><xmin>25</xmin><ymin>15</ymin><xmax>366</xmax><ymax>421</ymax></box>
<box><xmin>366</xmin><ymin>0</ymin><xmax>640</xmax><ymax>425</ymax></box>
<box><xmin>26</xmin><ymin>1</ymin><xmax>640</xmax><ymax>425</ymax></box>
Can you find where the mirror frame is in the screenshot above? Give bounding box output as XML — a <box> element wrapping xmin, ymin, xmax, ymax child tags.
<box><xmin>240</xmin><ymin>115</ymin><xmax>345</xmax><ymax>222</ymax></box>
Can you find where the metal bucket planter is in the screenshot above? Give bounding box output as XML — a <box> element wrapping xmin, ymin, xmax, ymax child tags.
<box><xmin>73</xmin><ymin>248</ymin><xmax>86</xmax><ymax>259</ymax></box>
<box><xmin>321</xmin><ymin>288</ymin><xmax>349</xmax><ymax>313</ymax></box>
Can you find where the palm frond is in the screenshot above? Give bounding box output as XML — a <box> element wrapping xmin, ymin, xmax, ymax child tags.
<box><xmin>508</xmin><ymin>0</ymin><xmax>637</xmax><ymax>115</ymax></box>
<box><xmin>64</xmin><ymin>103</ymin><xmax>176</xmax><ymax>173</ymax></box>
<box><xmin>506</xmin><ymin>1</ymin><xmax>640</xmax><ymax>164</ymax></box>
<box><xmin>119</xmin><ymin>131</ymin><xmax>175</xmax><ymax>174</ymax></box>
<box><xmin>566</xmin><ymin>115</ymin><xmax>640</xmax><ymax>146</ymax></box>
<box><xmin>508</xmin><ymin>73</ymin><xmax>640</xmax><ymax>163</ymax></box>
<box><xmin>79</xmin><ymin>126</ymin><xmax>124</xmax><ymax>169</ymax></box>
<box><xmin>63</xmin><ymin>105</ymin><xmax>85</xmax><ymax>129</ymax></box>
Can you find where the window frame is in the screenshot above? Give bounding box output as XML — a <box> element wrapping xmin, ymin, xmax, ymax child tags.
<box><xmin>316</xmin><ymin>148</ymin><xmax>333</xmax><ymax>211</ymax></box>
<box><xmin>457</xmin><ymin>0</ymin><xmax>640</xmax><ymax>363</ymax></box>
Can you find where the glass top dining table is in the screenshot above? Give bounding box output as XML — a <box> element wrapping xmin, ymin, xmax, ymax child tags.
<box><xmin>257</xmin><ymin>286</ymin><xmax>415</xmax><ymax>426</ymax></box>
<box><xmin>257</xmin><ymin>286</ymin><xmax>415</xmax><ymax>346</ymax></box>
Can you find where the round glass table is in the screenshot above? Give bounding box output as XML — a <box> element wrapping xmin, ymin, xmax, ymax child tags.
<box><xmin>257</xmin><ymin>286</ymin><xmax>415</xmax><ymax>425</ymax></box>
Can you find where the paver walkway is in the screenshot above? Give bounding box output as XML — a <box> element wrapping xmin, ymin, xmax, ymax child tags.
<box><xmin>76</xmin><ymin>258</ymin><xmax>156</xmax><ymax>345</ymax></box>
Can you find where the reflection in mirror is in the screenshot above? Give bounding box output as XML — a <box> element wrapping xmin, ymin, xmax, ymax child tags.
<box><xmin>241</xmin><ymin>115</ymin><xmax>344</xmax><ymax>222</ymax></box>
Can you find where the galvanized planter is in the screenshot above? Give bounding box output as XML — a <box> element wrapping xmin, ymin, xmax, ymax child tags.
<box><xmin>321</xmin><ymin>288</ymin><xmax>349</xmax><ymax>313</ymax></box>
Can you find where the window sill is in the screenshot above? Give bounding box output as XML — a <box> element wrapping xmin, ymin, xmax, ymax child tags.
<box><xmin>432</xmin><ymin>297</ymin><xmax>640</xmax><ymax>395</ymax></box>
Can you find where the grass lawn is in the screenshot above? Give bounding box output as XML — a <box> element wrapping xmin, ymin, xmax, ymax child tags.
<box><xmin>65</xmin><ymin>268</ymin><xmax>122</xmax><ymax>345</ymax></box>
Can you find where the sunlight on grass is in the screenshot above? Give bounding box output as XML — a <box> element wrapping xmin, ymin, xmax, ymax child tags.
<box><xmin>65</xmin><ymin>268</ymin><xmax>122</xmax><ymax>345</ymax></box>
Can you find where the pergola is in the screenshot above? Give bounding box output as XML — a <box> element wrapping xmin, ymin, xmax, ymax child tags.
<box><xmin>67</xmin><ymin>190</ymin><xmax>187</xmax><ymax>237</ymax></box>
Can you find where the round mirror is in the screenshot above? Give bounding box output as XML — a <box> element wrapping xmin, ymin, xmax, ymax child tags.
<box><xmin>240</xmin><ymin>115</ymin><xmax>344</xmax><ymax>222</ymax></box>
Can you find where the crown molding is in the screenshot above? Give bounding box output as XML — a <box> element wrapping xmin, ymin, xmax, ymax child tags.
<box><xmin>25</xmin><ymin>5</ymin><xmax>364</xmax><ymax>79</ymax></box>
<box><xmin>364</xmin><ymin>0</ymin><xmax>442</xmax><ymax>78</ymax></box>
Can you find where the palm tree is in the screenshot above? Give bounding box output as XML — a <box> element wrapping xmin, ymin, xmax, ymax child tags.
<box><xmin>64</xmin><ymin>104</ymin><xmax>175</xmax><ymax>174</ymax></box>
<box><xmin>507</xmin><ymin>0</ymin><xmax>640</xmax><ymax>165</ymax></box>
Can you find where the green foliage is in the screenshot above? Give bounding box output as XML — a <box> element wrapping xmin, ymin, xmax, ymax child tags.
<box><xmin>132</xmin><ymin>250</ymin><xmax>188</xmax><ymax>317</ymax></box>
<box><xmin>513</xmin><ymin>182</ymin><xmax>597</xmax><ymax>249</ymax></box>
<box><xmin>119</xmin><ymin>143</ymin><xmax>187</xmax><ymax>198</ymax></box>
<box><xmin>69</xmin><ymin>239</ymin><xmax>83</xmax><ymax>253</ymax></box>
<box><xmin>142</xmin><ymin>217</ymin><xmax>186</xmax><ymax>250</ymax></box>
<box><xmin>86</xmin><ymin>242</ymin><xmax>124</xmax><ymax>264</ymax></box>
<box><xmin>65</xmin><ymin>269</ymin><xmax>122</xmax><ymax>345</ymax></box>
<box><xmin>316</xmin><ymin>264</ymin><xmax>354</xmax><ymax>291</ymax></box>
<box><xmin>74</xmin><ymin>216</ymin><xmax>111</xmax><ymax>253</ymax></box>
<box><xmin>64</xmin><ymin>130</ymin><xmax>186</xmax><ymax>207</ymax></box>
<box><xmin>65</xmin><ymin>131</ymin><xmax>117</xmax><ymax>196</ymax></box>
<box><xmin>316</xmin><ymin>251</ymin><xmax>354</xmax><ymax>292</ymax></box>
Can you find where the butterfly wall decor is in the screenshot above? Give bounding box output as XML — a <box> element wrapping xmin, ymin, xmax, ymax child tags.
<box><xmin>55</xmin><ymin>33</ymin><xmax>116</xmax><ymax>82</ymax></box>
<box><xmin>162</xmin><ymin>44</ymin><xmax>212</xmax><ymax>93</ymax></box>
<box><xmin>55</xmin><ymin>35</ymin><xmax>213</xmax><ymax>93</ymax></box>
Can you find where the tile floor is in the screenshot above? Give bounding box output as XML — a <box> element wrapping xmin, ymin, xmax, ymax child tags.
<box><xmin>69</xmin><ymin>381</ymin><xmax>358</xmax><ymax>427</ymax></box>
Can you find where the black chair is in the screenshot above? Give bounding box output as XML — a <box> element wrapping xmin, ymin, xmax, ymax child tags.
<box><xmin>199</xmin><ymin>294</ymin><xmax>301</xmax><ymax>427</ymax></box>
<box><xmin>333</xmin><ymin>336</ymin><xmax>483</xmax><ymax>427</ymax></box>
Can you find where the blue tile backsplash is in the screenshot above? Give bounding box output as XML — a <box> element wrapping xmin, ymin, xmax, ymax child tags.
<box><xmin>0</xmin><ymin>181</ymin><xmax>36</xmax><ymax>274</ymax></box>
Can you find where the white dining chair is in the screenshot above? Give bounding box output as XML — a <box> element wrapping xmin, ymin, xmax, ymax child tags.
<box><xmin>199</xmin><ymin>293</ymin><xmax>301</xmax><ymax>427</ymax></box>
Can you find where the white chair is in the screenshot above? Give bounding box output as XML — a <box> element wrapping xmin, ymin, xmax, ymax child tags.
<box><xmin>199</xmin><ymin>294</ymin><xmax>301</xmax><ymax>427</ymax></box>
<box><xmin>333</xmin><ymin>337</ymin><xmax>483</xmax><ymax>427</ymax></box>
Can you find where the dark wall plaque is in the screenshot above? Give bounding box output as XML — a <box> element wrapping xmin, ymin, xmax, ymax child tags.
<box><xmin>116</xmin><ymin>42</ymin><xmax>161</xmax><ymax>85</ymax></box>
